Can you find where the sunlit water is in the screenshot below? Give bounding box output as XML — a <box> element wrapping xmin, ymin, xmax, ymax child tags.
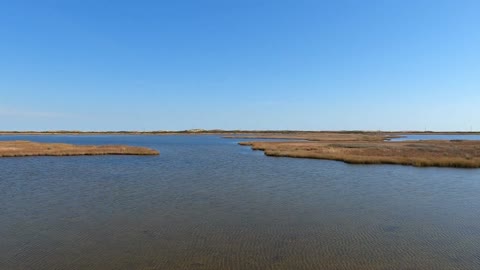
<box><xmin>391</xmin><ymin>134</ymin><xmax>480</xmax><ymax>141</ymax></box>
<box><xmin>1</xmin><ymin>135</ymin><xmax>479</xmax><ymax>270</ymax></box>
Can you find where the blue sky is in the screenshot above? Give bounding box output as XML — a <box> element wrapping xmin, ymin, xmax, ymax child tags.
<box><xmin>1</xmin><ymin>0</ymin><xmax>479</xmax><ymax>131</ymax></box>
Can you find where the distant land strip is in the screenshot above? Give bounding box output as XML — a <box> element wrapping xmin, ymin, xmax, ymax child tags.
<box><xmin>0</xmin><ymin>141</ymin><xmax>159</xmax><ymax>157</ymax></box>
<box><xmin>1</xmin><ymin>129</ymin><xmax>480</xmax><ymax>135</ymax></box>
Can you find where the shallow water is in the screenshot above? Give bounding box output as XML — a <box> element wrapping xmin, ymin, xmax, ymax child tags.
<box><xmin>391</xmin><ymin>134</ymin><xmax>480</xmax><ymax>141</ymax></box>
<box><xmin>1</xmin><ymin>135</ymin><xmax>480</xmax><ymax>270</ymax></box>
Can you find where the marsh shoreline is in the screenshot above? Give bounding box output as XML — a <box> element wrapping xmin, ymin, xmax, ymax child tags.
<box><xmin>0</xmin><ymin>141</ymin><xmax>159</xmax><ymax>157</ymax></box>
<box><xmin>235</xmin><ymin>132</ymin><xmax>480</xmax><ymax>168</ymax></box>
<box><xmin>1</xmin><ymin>131</ymin><xmax>479</xmax><ymax>167</ymax></box>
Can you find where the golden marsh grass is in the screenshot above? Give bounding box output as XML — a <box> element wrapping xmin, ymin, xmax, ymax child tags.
<box><xmin>239</xmin><ymin>137</ymin><xmax>480</xmax><ymax>168</ymax></box>
<box><xmin>0</xmin><ymin>141</ymin><xmax>159</xmax><ymax>157</ymax></box>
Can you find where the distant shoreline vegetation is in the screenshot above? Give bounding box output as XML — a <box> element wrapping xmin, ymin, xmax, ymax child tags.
<box><xmin>1</xmin><ymin>130</ymin><xmax>480</xmax><ymax>135</ymax></box>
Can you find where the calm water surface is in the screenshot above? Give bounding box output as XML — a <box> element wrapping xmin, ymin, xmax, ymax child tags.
<box><xmin>1</xmin><ymin>135</ymin><xmax>480</xmax><ymax>270</ymax></box>
<box><xmin>391</xmin><ymin>134</ymin><xmax>480</xmax><ymax>141</ymax></box>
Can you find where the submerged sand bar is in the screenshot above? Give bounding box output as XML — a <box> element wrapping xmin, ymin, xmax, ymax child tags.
<box><xmin>0</xmin><ymin>141</ymin><xmax>159</xmax><ymax>157</ymax></box>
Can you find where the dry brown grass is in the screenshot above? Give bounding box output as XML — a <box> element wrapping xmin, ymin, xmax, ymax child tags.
<box><xmin>239</xmin><ymin>139</ymin><xmax>480</xmax><ymax>168</ymax></box>
<box><xmin>0</xmin><ymin>141</ymin><xmax>159</xmax><ymax>157</ymax></box>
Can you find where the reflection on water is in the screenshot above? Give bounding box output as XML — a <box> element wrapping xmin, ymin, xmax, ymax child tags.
<box><xmin>1</xmin><ymin>135</ymin><xmax>480</xmax><ymax>270</ymax></box>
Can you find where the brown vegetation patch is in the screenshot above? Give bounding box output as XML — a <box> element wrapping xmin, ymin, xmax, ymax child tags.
<box><xmin>0</xmin><ymin>141</ymin><xmax>159</xmax><ymax>157</ymax></box>
<box><xmin>239</xmin><ymin>140</ymin><xmax>480</xmax><ymax>168</ymax></box>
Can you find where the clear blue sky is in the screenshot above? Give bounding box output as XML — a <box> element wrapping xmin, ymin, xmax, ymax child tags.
<box><xmin>1</xmin><ymin>0</ymin><xmax>479</xmax><ymax>131</ymax></box>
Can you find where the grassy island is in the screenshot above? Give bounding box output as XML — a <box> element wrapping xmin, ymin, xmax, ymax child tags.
<box><xmin>234</xmin><ymin>132</ymin><xmax>480</xmax><ymax>168</ymax></box>
<box><xmin>0</xmin><ymin>141</ymin><xmax>159</xmax><ymax>157</ymax></box>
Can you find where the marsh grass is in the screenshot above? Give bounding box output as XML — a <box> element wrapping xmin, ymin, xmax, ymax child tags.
<box><xmin>239</xmin><ymin>140</ymin><xmax>480</xmax><ymax>168</ymax></box>
<box><xmin>0</xmin><ymin>141</ymin><xmax>159</xmax><ymax>157</ymax></box>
